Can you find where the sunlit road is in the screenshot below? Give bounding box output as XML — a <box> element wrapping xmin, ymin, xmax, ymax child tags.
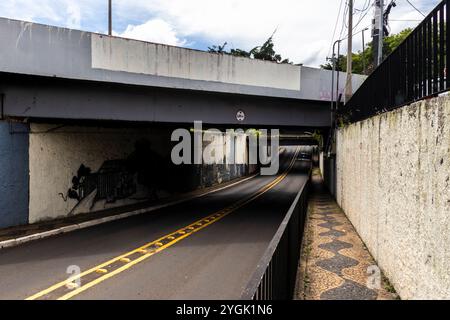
<box><xmin>0</xmin><ymin>147</ymin><xmax>309</xmax><ymax>300</ymax></box>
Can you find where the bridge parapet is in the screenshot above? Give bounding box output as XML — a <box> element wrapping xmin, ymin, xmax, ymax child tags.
<box><xmin>0</xmin><ymin>18</ymin><xmax>365</xmax><ymax>101</ymax></box>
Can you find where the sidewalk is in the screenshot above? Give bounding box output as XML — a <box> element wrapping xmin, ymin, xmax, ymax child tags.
<box><xmin>295</xmin><ymin>168</ymin><xmax>398</xmax><ymax>300</ymax></box>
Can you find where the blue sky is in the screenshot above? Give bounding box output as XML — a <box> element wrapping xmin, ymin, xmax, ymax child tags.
<box><xmin>0</xmin><ymin>0</ymin><xmax>440</xmax><ymax>66</ymax></box>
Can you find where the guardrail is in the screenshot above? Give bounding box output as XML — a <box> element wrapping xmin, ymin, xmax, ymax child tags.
<box><xmin>240</xmin><ymin>171</ymin><xmax>310</xmax><ymax>300</ymax></box>
<box><xmin>343</xmin><ymin>0</ymin><xmax>450</xmax><ymax>123</ymax></box>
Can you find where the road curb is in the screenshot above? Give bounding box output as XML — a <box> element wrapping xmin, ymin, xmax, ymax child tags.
<box><xmin>0</xmin><ymin>174</ymin><xmax>258</xmax><ymax>251</ymax></box>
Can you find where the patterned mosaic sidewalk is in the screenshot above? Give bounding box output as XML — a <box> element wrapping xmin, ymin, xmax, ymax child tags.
<box><xmin>296</xmin><ymin>169</ymin><xmax>398</xmax><ymax>300</ymax></box>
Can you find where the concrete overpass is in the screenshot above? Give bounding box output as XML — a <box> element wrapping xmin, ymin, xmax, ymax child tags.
<box><xmin>0</xmin><ymin>17</ymin><xmax>365</xmax><ymax>301</ymax></box>
<box><xmin>0</xmin><ymin>17</ymin><xmax>366</xmax><ymax>128</ymax></box>
<box><xmin>0</xmin><ymin>17</ymin><xmax>364</xmax><ymax>230</ymax></box>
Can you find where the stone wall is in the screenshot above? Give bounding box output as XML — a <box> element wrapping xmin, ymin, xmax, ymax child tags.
<box><xmin>336</xmin><ymin>95</ymin><xmax>450</xmax><ymax>299</ymax></box>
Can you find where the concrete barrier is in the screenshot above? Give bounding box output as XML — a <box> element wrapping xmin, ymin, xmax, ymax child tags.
<box><xmin>336</xmin><ymin>94</ymin><xmax>450</xmax><ymax>299</ymax></box>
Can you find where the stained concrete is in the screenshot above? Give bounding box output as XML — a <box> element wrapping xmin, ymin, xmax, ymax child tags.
<box><xmin>28</xmin><ymin>123</ymin><xmax>250</xmax><ymax>224</ymax></box>
<box><xmin>336</xmin><ymin>94</ymin><xmax>450</xmax><ymax>299</ymax></box>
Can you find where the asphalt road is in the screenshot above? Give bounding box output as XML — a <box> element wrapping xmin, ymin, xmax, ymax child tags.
<box><xmin>0</xmin><ymin>147</ymin><xmax>309</xmax><ymax>300</ymax></box>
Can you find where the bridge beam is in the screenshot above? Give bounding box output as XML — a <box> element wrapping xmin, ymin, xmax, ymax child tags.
<box><xmin>1</xmin><ymin>74</ymin><xmax>330</xmax><ymax>128</ymax></box>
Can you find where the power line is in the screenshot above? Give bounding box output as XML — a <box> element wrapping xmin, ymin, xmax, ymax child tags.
<box><xmin>404</xmin><ymin>0</ymin><xmax>426</xmax><ymax>17</ymax></box>
<box><xmin>328</xmin><ymin>1</ymin><xmax>372</xmax><ymax>60</ymax></box>
<box><xmin>328</xmin><ymin>0</ymin><xmax>345</xmax><ymax>57</ymax></box>
<box><xmin>340</xmin><ymin>2</ymin><xmax>349</xmax><ymax>39</ymax></box>
<box><xmin>340</xmin><ymin>24</ymin><xmax>372</xmax><ymax>42</ymax></box>
<box><xmin>353</xmin><ymin>0</ymin><xmax>374</xmax><ymax>31</ymax></box>
<box><xmin>355</xmin><ymin>0</ymin><xmax>372</xmax><ymax>12</ymax></box>
<box><xmin>389</xmin><ymin>19</ymin><xmax>422</xmax><ymax>21</ymax></box>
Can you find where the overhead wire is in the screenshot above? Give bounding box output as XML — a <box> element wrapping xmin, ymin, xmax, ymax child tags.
<box><xmin>404</xmin><ymin>0</ymin><xmax>426</xmax><ymax>17</ymax></box>
<box><xmin>328</xmin><ymin>0</ymin><xmax>345</xmax><ymax>57</ymax></box>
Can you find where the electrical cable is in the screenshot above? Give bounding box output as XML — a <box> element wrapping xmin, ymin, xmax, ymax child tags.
<box><xmin>404</xmin><ymin>0</ymin><xmax>426</xmax><ymax>17</ymax></box>
<box><xmin>328</xmin><ymin>0</ymin><xmax>345</xmax><ymax>57</ymax></box>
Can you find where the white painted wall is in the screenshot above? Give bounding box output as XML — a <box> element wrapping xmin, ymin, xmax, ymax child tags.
<box><xmin>28</xmin><ymin>124</ymin><xmax>251</xmax><ymax>223</ymax></box>
<box><xmin>336</xmin><ymin>95</ymin><xmax>450</xmax><ymax>299</ymax></box>
<box><xmin>28</xmin><ymin>124</ymin><xmax>171</xmax><ymax>223</ymax></box>
<box><xmin>91</xmin><ymin>34</ymin><xmax>301</xmax><ymax>91</ymax></box>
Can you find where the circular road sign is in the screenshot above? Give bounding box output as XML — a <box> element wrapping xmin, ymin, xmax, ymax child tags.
<box><xmin>236</xmin><ymin>110</ymin><xmax>246</xmax><ymax>122</ymax></box>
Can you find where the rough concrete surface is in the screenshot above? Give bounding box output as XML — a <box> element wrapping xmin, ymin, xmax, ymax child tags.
<box><xmin>91</xmin><ymin>34</ymin><xmax>301</xmax><ymax>91</ymax></box>
<box><xmin>29</xmin><ymin>124</ymin><xmax>171</xmax><ymax>223</ymax></box>
<box><xmin>336</xmin><ymin>94</ymin><xmax>450</xmax><ymax>299</ymax></box>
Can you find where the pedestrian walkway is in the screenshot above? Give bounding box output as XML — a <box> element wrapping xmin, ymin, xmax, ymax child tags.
<box><xmin>295</xmin><ymin>168</ymin><xmax>398</xmax><ymax>300</ymax></box>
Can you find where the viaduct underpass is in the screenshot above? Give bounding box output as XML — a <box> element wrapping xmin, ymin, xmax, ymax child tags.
<box><xmin>0</xmin><ymin>17</ymin><xmax>365</xmax><ymax>300</ymax></box>
<box><xmin>0</xmin><ymin>0</ymin><xmax>448</xmax><ymax>303</ymax></box>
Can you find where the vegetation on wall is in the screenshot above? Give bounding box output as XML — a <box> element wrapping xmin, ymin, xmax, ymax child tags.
<box><xmin>320</xmin><ymin>28</ymin><xmax>412</xmax><ymax>74</ymax></box>
<box><xmin>208</xmin><ymin>33</ymin><xmax>293</xmax><ymax>64</ymax></box>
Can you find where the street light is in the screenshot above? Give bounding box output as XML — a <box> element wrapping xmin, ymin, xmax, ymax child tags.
<box><xmin>330</xmin><ymin>39</ymin><xmax>342</xmax><ymax>128</ymax></box>
<box><xmin>361</xmin><ymin>28</ymin><xmax>369</xmax><ymax>74</ymax></box>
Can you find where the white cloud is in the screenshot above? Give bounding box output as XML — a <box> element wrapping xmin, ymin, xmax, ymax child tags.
<box><xmin>66</xmin><ymin>2</ymin><xmax>81</xmax><ymax>29</ymax></box>
<box><xmin>118</xmin><ymin>18</ymin><xmax>186</xmax><ymax>46</ymax></box>
<box><xmin>110</xmin><ymin>0</ymin><xmax>344</xmax><ymax>66</ymax></box>
<box><xmin>0</xmin><ymin>0</ymin><xmax>62</xmax><ymax>23</ymax></box>
<box><xmin>113</xmin><ymin>0</ymin><xmax>440</xmax><ymax>66</ymax></box>
<box><xmin>0</xmin><ymin>0</ymin><xmax>104</xmax><ymax>31</ymax></box>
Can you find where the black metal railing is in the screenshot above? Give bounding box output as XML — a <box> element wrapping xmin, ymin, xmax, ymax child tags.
<box><xmin>343</xmin><ymin>0</ymin><xmax>450</xmax><ymax>122</ymax></box>
<box><xmin>240</xmin><ymin>173</ymin><xmax>310</xmax><ymax>300</ymax></box>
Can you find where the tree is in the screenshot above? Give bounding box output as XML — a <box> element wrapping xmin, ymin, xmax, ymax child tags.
<box><xmin>208</xmin><ymin>33</ymin><xmax>292</xmax><ymax>64</ymax></box>
<box><xmin>207</xmin><ymin>42</ymin><xmax>228</xmax><ymax>54</ymax></box>
<box><xmin>321</xmin><ymin>28</ymin><xmax>412</xmax><ymax>74</ymax></box>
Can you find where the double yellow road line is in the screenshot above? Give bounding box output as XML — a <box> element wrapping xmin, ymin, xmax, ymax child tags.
<box><xmin>26</xmin><ymin>147</ymin><xmax>299</xmax><ymax>300</ymax></box>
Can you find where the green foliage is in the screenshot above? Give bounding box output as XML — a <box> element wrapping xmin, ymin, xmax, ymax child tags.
<box><xmin>383</xmin><ymin>28</ymin><xmax>412</xmax><ymax>56</ymax></box>
<box><xmin>249</xmin><ymin>35</ymin><xmax>290</xmax><ymax>63</ymax></box>
<box><xmin>229</xmin><ymin>48</ymin><xmax>251</xmax><ymax>58</ymax></box>
<box><xmin>312</xmin><ymin>130</ymin><xmax>324</xmax><ymax>148</ymax></box>
<box><xmin>321</xmin><ymin>28</ymin><xmax>412</xmax><ymax>74</ymax></box>
<box><xmin>208</xmin><ymin>33</ymin><xmax>292</xmax><ymax>64</ymax></box>
<box><xmin>208</xmin><ymin>42</ymin><xmax>228</xmax><ymax>54</ymax></box>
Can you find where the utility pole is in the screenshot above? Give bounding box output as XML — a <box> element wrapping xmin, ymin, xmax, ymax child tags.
<box><xmin>344</xmin><ymin>0</ymin><xmax>353</xmax><ymax>104</ymax></box>
<box><xmin>108</xmin><ymin>0</ymin><xmax>112</xmax><ymax>36</ymax></box>
<box><xmin>373</xmin><ymin>0</ymin><xmax>384</xmax><ymax>67</ymax></box>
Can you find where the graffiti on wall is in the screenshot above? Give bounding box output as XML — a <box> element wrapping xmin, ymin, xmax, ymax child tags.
<box><xmin>59</xmin><ymin>139</ymin><xmax>166</xmax><ymax>215</ymax></box>
<box><xmin>56</xmin><ymin>134</ymin><xmax>255</xmax><ymax>216</ymax></box>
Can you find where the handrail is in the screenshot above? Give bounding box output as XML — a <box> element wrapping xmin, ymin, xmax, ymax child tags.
<box><xmin>343</xmin><ymin>0</ymin><xmax>449</xmax><ymax>123</ymax></box>
<box><xmin>241</xmin><ymin>169</ymin><xmax>311</xmax><ymax>300</ymax></box>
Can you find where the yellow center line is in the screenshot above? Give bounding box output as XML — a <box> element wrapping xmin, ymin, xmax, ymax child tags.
<box><xmin>26</xmin><ymin>147</ymin><xmax>300</xmax><ymax>301</ymax></box>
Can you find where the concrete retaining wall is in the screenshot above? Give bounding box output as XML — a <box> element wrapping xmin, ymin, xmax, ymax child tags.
<box><xmin>336</xmin><ymin>95</ymin><xmax>450</xmax><ymax>299</ymax></box>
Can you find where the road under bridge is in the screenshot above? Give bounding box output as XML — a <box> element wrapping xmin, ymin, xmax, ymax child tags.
<box><xmin>0</xmin><ymin>148</ymin><xmax>309</xmax><ymax>300</ymax></box>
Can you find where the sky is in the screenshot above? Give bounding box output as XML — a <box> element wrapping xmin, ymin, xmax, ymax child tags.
<box><xmin>0</xmin><ymin>0</ymin><xmax>441</xmax><ymax>67</ymax></box>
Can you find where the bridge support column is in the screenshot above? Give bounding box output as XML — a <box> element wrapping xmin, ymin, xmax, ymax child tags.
<box><xmin>0</xmin><ymin>121</ymin><xmax>29</xmax><ymax>228</ymax></box>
